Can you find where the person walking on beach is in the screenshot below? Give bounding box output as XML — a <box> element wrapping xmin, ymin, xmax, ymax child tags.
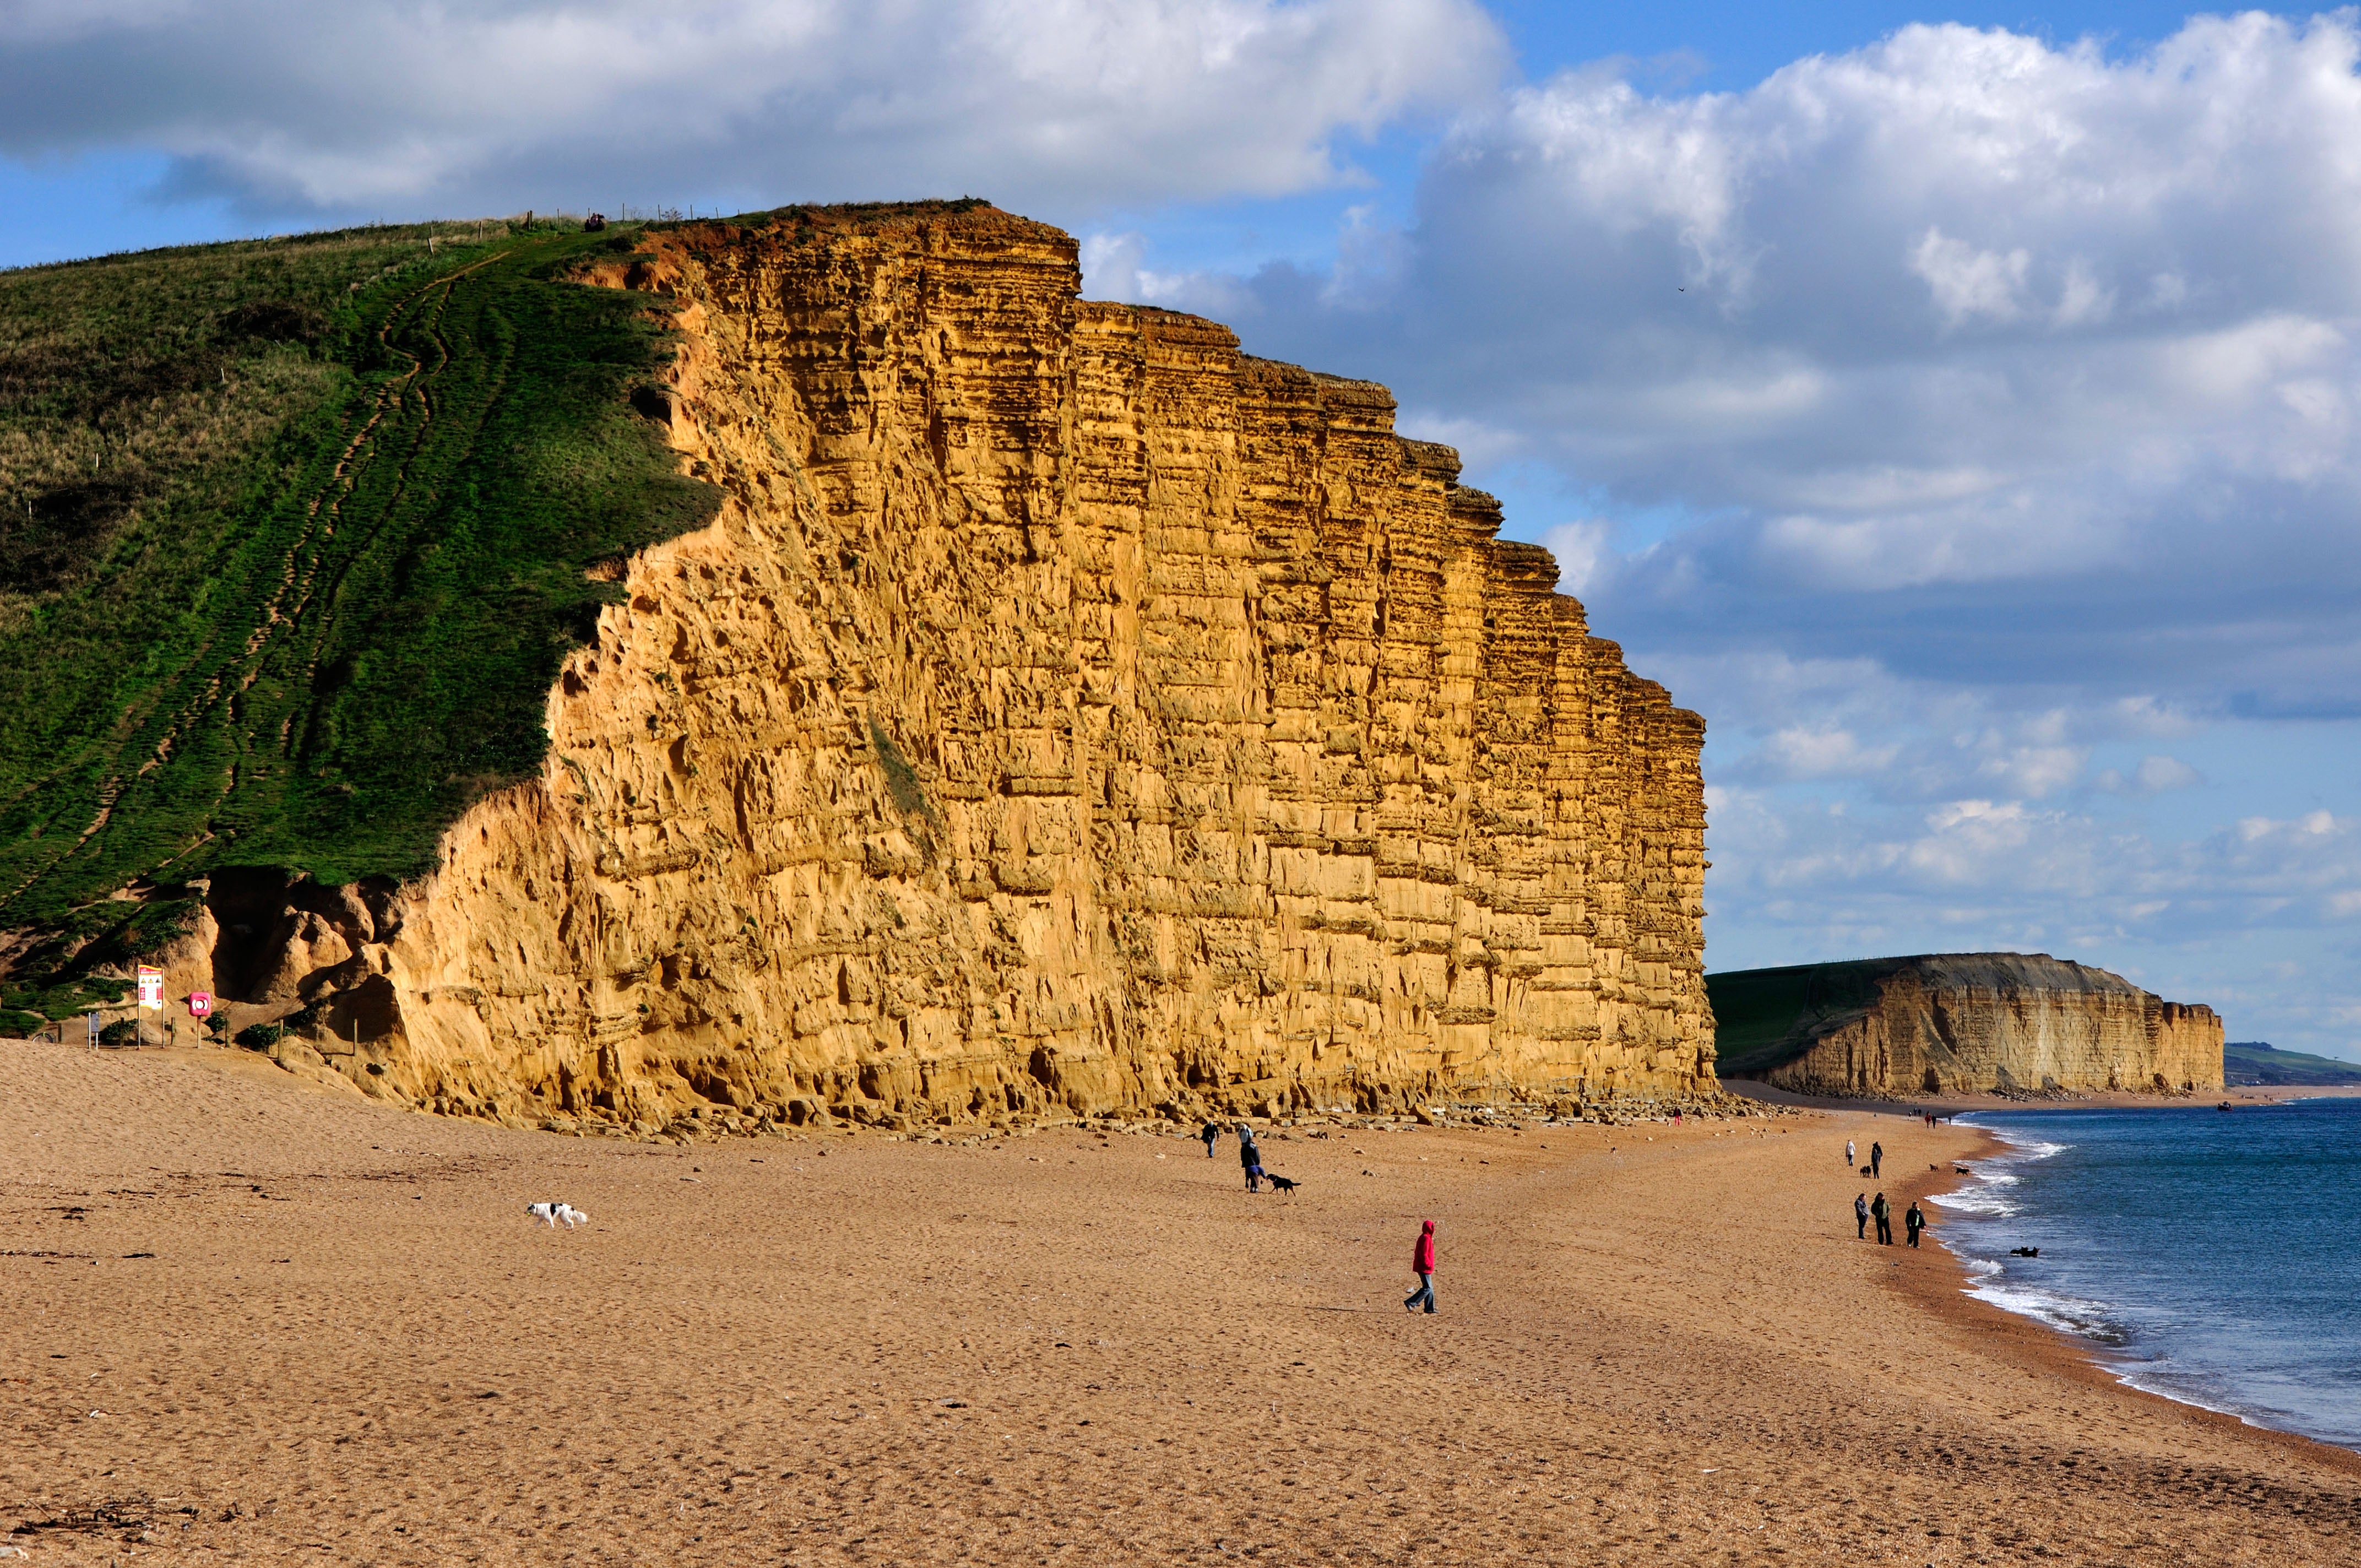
<box><xmin>1846</xmin><ymin>1139</ymin><xmax>1856</xmax><ymax>1169</ymax></box>
<box><xmin>1202</xmin><ymin>1119</ymin><xmax>1220</xmax><ymax>1158</ymax></box>
<box><xmin>1870</xmin><ymin>1140</ymin><xmax>1884</xmax><ymax>1178</ymax></box>
<box><xmin>1404</xmin><ymin>1220</ymin><xmax>1437</xmax><ymax>1314</ymax></box>
<box><xmin>1239</xmin><ymin>1127</ymin><xmax>1262</xmax><ymax>1192</ymax></box>
<box><xmin>1854</xmin><ymin>1192</ymin><xmax>1870</xmax><ymax>1239</ymax></box>
<box><xmin>1872</xmin><ymin>1191</ymin><xmax>1893</xmax><ymax>1245</ymax></box>
<box><xmin>1905</xmin><ymin>1200</ymin><xmax>1926</xmax><ymax>1249</ymax></box>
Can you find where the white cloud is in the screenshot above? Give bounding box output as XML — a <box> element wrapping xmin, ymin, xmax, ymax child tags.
<box><xmin>1755</xmin><ymin>726</ymin><xmax>1901</xmax><ymax>782</ymax></box>
<box><xmin>1973</xmin><ymin>744</ymin><xmax>2084</xmax><ymax>798</ymax></box>
<box><xmin>1539</xmin><ymin>519</ymin><xmax>1612</xmax><ymax>594</ymax></box>
<box><xmin>2097</xmin><ymin>754</ymin><xmax>2202</xmax><ymax>795</ymax></box>
<box><xmin>1078</xmin><ymin>230</ymin><xmax>1260</xmax><ymax>315</ymax></box>
<box><xmin>0</xmin><ymin>0</ymin><xmax>1507</xmax><ymax>215</ymax></box>
<box><xmin>1910</xmin><ymin>227</ymin><xmax>2031</xmax><ymax>327</ymax></box>
<box><xmin>1212</xmin><ymin>13</ymin><xmax>2361</xmax><ymax>722</ymax></box>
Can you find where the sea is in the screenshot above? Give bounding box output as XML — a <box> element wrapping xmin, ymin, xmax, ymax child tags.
<box><xmin>1938</xmin><ymin>1096</ymin><xmax>2361</xmax><ymax>1451</ymax></box>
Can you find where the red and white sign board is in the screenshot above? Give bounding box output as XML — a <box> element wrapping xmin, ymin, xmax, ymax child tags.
<box><xmin>186</xmin><ymin>991</ymin><xmax>213</xmax><ymax>1019</ymax></box>
<box><xmin>137</xmin><ymin>965</ymin><xmax>164</xmax><ymax>1011</ymax></box>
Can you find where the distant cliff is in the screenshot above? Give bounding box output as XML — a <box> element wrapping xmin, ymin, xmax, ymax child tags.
<box><xmin>2223</xmin><ymin>1041</ymin><xmax>2361</xmax><ymax>1087</ymax></box>
<box><xmin>111</xmin><ymin>202</ymin><xmax>1714</xmax><ymax>1131</ymax></box>
<box><xmin>1708</xmin><ymin>953</ymin><xmax>2222</xmax><ymax>1097</ymax></box>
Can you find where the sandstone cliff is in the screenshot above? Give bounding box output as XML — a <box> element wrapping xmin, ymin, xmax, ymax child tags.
<box><xmin>1708</xmin><ymin>953</ymin><xmax>2222</xmax><ymax>1098</ymax></box>
<box><xmin>149</xmin><ymin>203</ymin><xmax>1713</xmax><ymax>1132</ymax></box>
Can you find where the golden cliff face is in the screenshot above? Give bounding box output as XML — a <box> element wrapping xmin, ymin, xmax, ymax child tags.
<box><xmin>1756</xmin><ymin>955</ymin><xmax>2223</xmax><ymax>1098</ymax></box>
<box><xmin>160</xmin><ymin>205</ymin><xmax>1715</xmax><ymax>1132</ymax></box>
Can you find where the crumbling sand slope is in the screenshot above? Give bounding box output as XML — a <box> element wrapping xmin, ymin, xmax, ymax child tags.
<box><xmin>156</xmin><ymin>203</ymin><xmax>1713</xmax><ymax>1134</ymax></box>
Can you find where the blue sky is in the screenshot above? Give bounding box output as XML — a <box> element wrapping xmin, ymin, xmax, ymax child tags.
<box><xmin>6</xmin><ymin>1</ymin><xmax>2359</xmax><ymax>1056</ymax></box>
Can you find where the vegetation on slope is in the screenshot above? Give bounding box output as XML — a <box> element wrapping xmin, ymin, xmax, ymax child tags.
<box><xmin>2222</xmin><ymin>1041</ymin><xmax>2361</xmax><ymax>1087</ymax></box>
<box><xmin>0</xmin><ymin>221</ymin><xmax>718</xmax><ymax>1030</ymax></box>
<box><xmin>1704</xmin><ymin>958</ymin><xmax>1912</xmax><ymax>1076</ymax></box>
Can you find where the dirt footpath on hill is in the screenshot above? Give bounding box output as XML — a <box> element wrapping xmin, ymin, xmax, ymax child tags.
<box><xmin>3</xmin><ymin>1042</ymin><xmax>2357</xmax><ymax>1566</ymax></box>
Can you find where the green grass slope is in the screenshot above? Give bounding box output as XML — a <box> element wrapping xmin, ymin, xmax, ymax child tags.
<box><xmin>0</xmin><ymin>221</ymin><xmax>718</xmax><ymax>1030</ymax></box>
<box><xmin>2223</xmin><ymin>1041</ymin><xmax>2361</xmax><ymax>1087</ymax></box>
<box><xmin>1705</xmin><ymin>958</ymin><xmax>1913</xmax><ymax>1076</ymax></box>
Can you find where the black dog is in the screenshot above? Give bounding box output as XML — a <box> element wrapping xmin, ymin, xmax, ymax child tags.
<box><xmin>1266</xmin><ymin>1174</ymin><xmax>1300</xmax><ymax>1195</ymax></box>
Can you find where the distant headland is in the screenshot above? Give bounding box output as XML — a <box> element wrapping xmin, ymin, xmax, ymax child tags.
<box><xmin>1707</xmin><ymin>952</ymin><xmax>2223</xmax><ymax>1099</ymax></box>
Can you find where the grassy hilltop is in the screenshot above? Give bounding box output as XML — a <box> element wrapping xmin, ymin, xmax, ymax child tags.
<box><xmin>1702</xmin><ymin>958</ymin><xmax>1911</xmax><ymax>1076</ymax></box>
<box><xmin>0</xmin><ymin>220</ymin><xmax>718</xmax><ymax>1030</ymax></box>
<box><xmin>2222</xmin><ymin>1041</ymin><xmax>2361</xmax><ymax>1086</ymax></box>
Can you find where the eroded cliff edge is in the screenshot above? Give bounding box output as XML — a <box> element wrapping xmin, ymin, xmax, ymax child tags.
<box><xmin>1708</xmin><ymin>953</ymin><xmax>2222</xmax><ymax>1098</ymax></box>
<box><xmin>155</xmin><ymin>203</ymin><xmax>1714</xmax><ymax>1131</ymax></box>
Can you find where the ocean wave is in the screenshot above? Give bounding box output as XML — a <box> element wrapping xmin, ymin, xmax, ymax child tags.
<box><xmin>1967</xmin><ymin>1279</ymin><xmax>2133</xmax><ymax>1346</ymax></box>
<box><xmin>1956</xmin><ymin>1116</ymin><xmax>2069</xmax><ymax>1163</ymax></box>
<box><xmin>1931</xmin><ymin>1188</ymin><xmax>2017</xmax><ymax>1216</ymax></box>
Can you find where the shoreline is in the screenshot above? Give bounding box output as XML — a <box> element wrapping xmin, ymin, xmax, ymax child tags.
<box><xmin>1896</xmin><ymin>1114</ymin><xmax>2361</xmax><ymax>1476</ymax></box>
<box><xmin>8</xmin><ymin>1043</ymin><xmax>2361</xmax><ymax>1561</ymax></box>
<box><xmin>1728</xmin><ymin>1077</ymin><xmax>2361</xmax><ymax>1117</ymax></box>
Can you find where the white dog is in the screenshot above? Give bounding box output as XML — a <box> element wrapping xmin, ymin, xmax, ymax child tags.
<box><xmin>525</xmin><ymin>1201</ymin><xmax>589</xmax><ymax>1229</ymax></box>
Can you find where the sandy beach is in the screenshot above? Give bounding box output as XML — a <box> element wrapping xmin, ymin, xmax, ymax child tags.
<box><xmin>6</xmin><ymin>1043</ymin><xmax>2359</xmax><ymax>1566</ymax></box>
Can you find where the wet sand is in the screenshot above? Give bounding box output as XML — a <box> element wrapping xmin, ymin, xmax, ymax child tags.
<box><xmin>4</xmin><ymin>1041</ymin><xmax>2359</xmax><ymax>1565</ymax></box>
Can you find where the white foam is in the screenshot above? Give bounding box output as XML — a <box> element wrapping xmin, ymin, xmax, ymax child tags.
<box><xmin>1931</xmin><ymin>1188</ymin><xmax>2017</xmax><ymax>1216</ymax></box>
<box><xmin>1974</xmin><ymin>1124</ymin><xmax>2069</xmax><ymax>1162</ymax></box>
<box><xmin>1967</xmin><ymin>1279</ymin><xmax>2132</xmax><ymax>1345</ymax></box>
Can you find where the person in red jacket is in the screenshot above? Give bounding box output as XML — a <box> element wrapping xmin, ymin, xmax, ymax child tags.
<box><xmin>1404</xmin><ymin>1220</ymin><xmax>1436</xmax><ymax>1314</ymax></box>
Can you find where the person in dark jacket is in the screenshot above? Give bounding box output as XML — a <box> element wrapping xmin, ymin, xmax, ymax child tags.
<box><xmin>1404</xmin><ymin>1220</ymin><xmax>1436</xmax><ymax>1313</ymax></box>
<box><xmin>1239</xmin><ymin>1129</ymin><xmax>1262</xmax><ymax>1191</ymax></box>
<box><xmin>1871</xmin><ymin>1191</ymin><xmax>1893</xmax><ymax>1245</ymax></box>
<box><xmin>1201</xmin><ymin>1120</ymin><xmax>1220</xmax><ymax>1158</ymax></box>
<box><xmin>1854</xmin><ymin>1192</ymin><xmax>1870</xmax><ymax>1240</ymax></box>
<box><xmin>1905</xmin><ymin>1201</ymin><xmax>1926</xmax><ymax>1249</ymax></box>
<box><xmin>1870</xmin><ymin>1140</ymin><xmax>1884</xmax><ymax>1178</ymax></box>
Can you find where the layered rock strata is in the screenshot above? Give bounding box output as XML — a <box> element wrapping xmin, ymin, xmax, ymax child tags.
<box><xmin>153</xmin><ymin>204</ymin><xmax>1714</xmax><ymax>1131</ymax></box>
<box><xmin>1717</xmin><ymin>953</ymin><xmax>2222</xmax><ymax>1098</ymax></box>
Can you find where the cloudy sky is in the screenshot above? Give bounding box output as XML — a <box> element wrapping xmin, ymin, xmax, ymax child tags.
<box><xmin>7</xmin><ymin>1</ymin><xmax>2358</xmax><ymax>1056</ymax></box>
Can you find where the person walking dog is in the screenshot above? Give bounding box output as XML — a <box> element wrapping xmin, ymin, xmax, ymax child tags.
<box><xmin>1239</xmin><ymin>1126</ymin><xmax>1263</xmax><ymax>1192</ymax></box>
<box><xmin>1870</xmin><ymin>1141</ymin><xmax>1884</xmax><ymax>1179</ymax></box>
<box><xmin>1404</xmin><ymin>1220</ymin><xmax>1437</xmax><ymax>1314</ymax></box>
